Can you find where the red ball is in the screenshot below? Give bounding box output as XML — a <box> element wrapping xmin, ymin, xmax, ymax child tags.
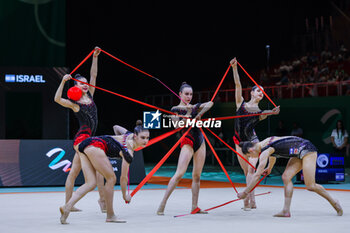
<box><xmin>67</xmin><ymin>86</ymin><xmax>82</xmax><ymax>101</ymax></box>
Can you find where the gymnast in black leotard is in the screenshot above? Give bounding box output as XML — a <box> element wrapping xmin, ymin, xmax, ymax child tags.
<box><xmin>171</xmin><ymin>102</ymin><xmax>204</xmax><ymax>152</ymax></box>
<box><xmin>260</xmin><ymin>136</ymin><xmax>317</xmax><ymax>159</ymax></box>
<box><xmin>72</xmin><ymin>89</ymin><xmax>98</xmax><ymax>146</ymax></box>
<box><xmin>237</xmin><ymin>136</ymin><xmax>343</xmax><ymax>217</ymax></box>
<box><xmin>230</xmin><ymin>57</ymin><xmax>280</xmax><ymax>210</ymax></box>
<box><xmin>59</xmin><ymin>120</ymin><xmax>150</xmax><ymax>224</ymax></box>
<box><xmin>54</xmin><ymin>47</ymin><xmax>105</xmax><ymax>212</ymax></box>
<box><xmin>157</xmin><ymin>82</ymin><xmax>213</xmax><ymax>215</ymax></box>
<box><xmin>233</xmin><ymin>100</ymin><xmax>261</xmax><ymax>143</ymax></box>
<box><xmin>78</xmin><ymin>135</ymin><xmax>132</xmax><ymax>161</ymax></box>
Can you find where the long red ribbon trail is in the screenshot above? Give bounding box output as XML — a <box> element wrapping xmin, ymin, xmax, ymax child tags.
<box><xmin>69</xmin><ymin>76</ymin><xmax>175</xmax><ymax>116</ymax></box>
<box><xmin>99</xmin><ymin>49</ymin><xmax>154</xmax><ymax>78</ymax></box>
<box><xmin>135</xmin><ymin>127</ymin><xmax>183</xmax><ymax>151</ymax></box>
<box><xmin>70</xmin><ymin>49</ymin><xmax>95</xmax><ymax>75</ymax></box>
<box><xmin>250</xmin><ymin>173</ymin><xmax>268</xmax><ymax>193</ymax></box>
<box><xmin>237</xmin><ymin>61</ymin><xmax>277</xmax><ymax>108</ymax></box>
<box><xmin>202</xmin><ymin>112</ymin><xmax>274</xmax><ymax>122</ymax></box>
<box><xmin>99</xmin><ymin>49</ymin><xmax>187</xmax><ymax>104</ymax></box>
<box><xmin>211</xmin><ymin>65</ymin><xmax>231</xmax><ymax>102</ymax></box>
<box><xmin>67</xmin><ymin>49</ymin><xmax>273</xmax><ymax>205</ymax></box>
<box><xmin>174</xmin><ymin>191</ymin><xmax>271</xmax><ymax>217</ymax></box>
<box><xmin>205</xmin><ymin>191</ymin><xmax>271</xmax><ymax>212</ymax></box>
<box><xmin>200</xmin><ymin>128</ymin><xmax>238</xmax><ymax>193</ymax></box>
<box><xmin>200</xmin><ymin>174</ymin><xmax>269</xmax><ymax>214</ymax></box>
<box><xmin>128</xmin><ymin>128</ymin><xmax>184</xmax><ymax>197</ymax></box>
<box><xmin>173</xmin><ymin>142</ymin><xmax>269</xmax><ymax>217</ymax></box>
<box><xmin>205</xmin><ymin>128</ymin><xmax>256</xmax><ymax>170</ymax></box>
<box><xmin>130</xmin><ymin>127</ymin><xmax>192</xmax><ymax>197</ymax></box>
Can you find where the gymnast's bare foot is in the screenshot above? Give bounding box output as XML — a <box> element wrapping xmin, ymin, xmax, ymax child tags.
<box><xmin>273</xmin><ymin>210</ymin><xmax>291</xmax><ymax>217</ymax></box>
<box><xmin>249</xmin><ymin>193</ymin><xmax>257</xmax><ymax>209</ymax></box>
<box><xmin>250</xmin><ymin>201</ymin><xmax>257</xmax><ymax>209</ymax></box>
<box><xmin>106</xmin><ymin>215</ymin><xmax>127</xmax><ymax>223</ymax></box>
<box><xmin>70</xmin><ymin>206</ymin><xmax>82</xmax><ymax>212</ymax></box>
<box><xmin>333</xmin><ymin>200</ymin><xmax>343</xmax><ymax>216</ymax></box>
<box><xmin>98</xmin><ymin>199</ymin><xmax>107</xmax><ymax>213</ymax></box>
<box><xmin>59</xmin><ymin>206</ymin><xmax>70</xmax><ymax>224</ymax></box>
<box><xmin>242</xmin><ymin>198</ymin><xmax>251</xmax><ymax>211</ymax></box>
<box><xmin>157</xmin><ymin>204</ymin><xmax>165</xmax><ymax>215</ymax></box>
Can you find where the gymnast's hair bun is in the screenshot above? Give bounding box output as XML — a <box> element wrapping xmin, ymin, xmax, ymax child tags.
<box><xmin>179</xmin><ymin>82</ymin><xmax>192</xmax><ymax>92</ymax></box>
<box><xmin>75</xmin><ymin>74</ymin><xmax>82</xmax><ymax>79</ymax></box>
<box><xmin>239</xmin><ymin>141</ymin><xmax>254</xmax><ymax>154</ymax></box>
<box><xmin>134</xmin><ymin>120</ymin><xmax>147</xmax><ymax>135</ymax></box>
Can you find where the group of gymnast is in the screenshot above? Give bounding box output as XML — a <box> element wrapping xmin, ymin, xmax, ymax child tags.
<box><xmin>54</xmin><ymin>47</ymin><xmax>343</xmax><ymax>224</ymax></box>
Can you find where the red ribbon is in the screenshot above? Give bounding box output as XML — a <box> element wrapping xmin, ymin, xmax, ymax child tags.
<box><xmin>237</xmin><ymin>61</ymin><xmax>277</xmax><ymax>108</ymax></box>
<box><xmin>202</xmin><ymin>112</ymin><xmax>274</xmax><ymax>121</ymax></box>
<box><xmin>135</xmin><ymin>127</ymin><xmax>183</xmax><ymax>151</ymax></box>
<box><xmin>211</xmin><ymin>65</ymin><xmax>231</xmax><ymax>102</ymax></box>
<box><xmin>69</xmin><ymin>76</ymin><xmax>175</xmax><ymax>116</ymax></box>
<box><xmin>200</xmin><ymin>128</ymin><xmax>238</xmax><ymax>193</ymax></box>
<box><xmin>70</xmin><ymin>50</ymin><xmax>95</xmax><ymax>75</ymax></box>
<box><xmin>205</xmin><ymin>128</ymin><xmax>256</xmax><ymax>170</ymax></box>
<box><xmin>174</xmin><ymin>191</ymin><xmax>271</xmax><ymax>217</ymax></box>
<box><xmin>130</xmin><ymin>127</ymin><xmax>192</xmax><ymax>197</ymax></box>
<box><xmin>99</xmin><ymin>49</ymin><xmax>187</xmax><ymax>104</ymax></box>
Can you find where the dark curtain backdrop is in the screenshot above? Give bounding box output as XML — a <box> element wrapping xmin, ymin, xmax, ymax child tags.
<box><xmin>0</xmin><ymin>0</ymin><xmax>65</xmax><ymax>66</ymax></box>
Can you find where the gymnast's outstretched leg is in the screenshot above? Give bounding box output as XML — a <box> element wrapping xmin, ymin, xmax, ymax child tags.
<box><xmin>191</xmin><ymin>142</ymin><xmax>207</xmax><ymax>214</ymax></box>
<box><xmin>60</xmin><ymin>153</ymin><xmax>97</xmax><ymax>224</ymax></box>
<box><xmin>157</xmin><ymin>145</ymin><xmax>193</xmax><ymax>215</ymax></box>
<box><xmin>65</xmin><ymin>152</ymin><xmax>82</xmax><ymax>212</ymax></box>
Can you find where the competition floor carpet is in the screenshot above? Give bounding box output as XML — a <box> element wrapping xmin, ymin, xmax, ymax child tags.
<box><xmin>0</xmin><ymin>165</ymin><xmax>349</xmax><ymax>233</ymax></box>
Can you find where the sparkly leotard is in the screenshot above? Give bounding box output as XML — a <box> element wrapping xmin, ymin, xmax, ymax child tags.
<box><xmin>233</xmin><ymin>101</ymin><xmax>262</xmax><ymax>144</ymax></box>
<box><xmin>73</xmin><ymin>92</ymin><xmax>98</xmax><ymax>146</ymax></box>
<box><xmin>261</xmin><ymin>136</ymin><xmax>317</xmax><ymax>159</ymax></box>
<box><xmin>171</xmin><ymin>103</ymin><xmax>204</xmax><ymax>152</ymax></box>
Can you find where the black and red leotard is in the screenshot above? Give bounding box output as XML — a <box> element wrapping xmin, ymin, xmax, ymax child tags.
<box><xmin>73</xmin><ymin>92</ymin><xmax>98</xmax><ymax>146</ymax></box>
<box><xmin>233</xmin><ymin>101</ymin><xmax>262</xmax><ymax>145</ymax></box>
<box><xmin>261</xmin><ymin>136</ymin><xmax>317</xmax><ymax>159</ymax></box>
<box><xmin>171</xmin><ymin>103</ymin><xmax>204</xmax><ymax>152</ymax></box>
<box><xmin>78</xmin><ymin>132</ymin><xmax>133</xmax><ymax>164</ymax></box>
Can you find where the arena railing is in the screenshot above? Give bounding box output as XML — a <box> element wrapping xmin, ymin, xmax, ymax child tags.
<box><xmin>144</xmin><ymin>80</ymin><xmax>350</xmax><ymax>106</ymax></box>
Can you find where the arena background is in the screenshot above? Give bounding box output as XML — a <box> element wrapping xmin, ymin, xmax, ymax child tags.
<box><xmin>0</xmin><ymin>1</ymin><xmax>350</xmax><ymax>233</ymax></box>
<box><xmin>0</xmin><ymin>0</ymin><xmax>349</xmax><ymax>188</ymax></box>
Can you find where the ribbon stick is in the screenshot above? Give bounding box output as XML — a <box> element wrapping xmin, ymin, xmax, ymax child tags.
<box><xmin>130</xmin><ymin>127</ymin><xmax>192</xmax><ymax>197</ymax></box>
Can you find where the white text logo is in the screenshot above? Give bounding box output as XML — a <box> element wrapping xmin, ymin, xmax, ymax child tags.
<box><xmin>5</xmin><ymin>74</ymin><xmax>46</xmax><ymax>83</ymax></box>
